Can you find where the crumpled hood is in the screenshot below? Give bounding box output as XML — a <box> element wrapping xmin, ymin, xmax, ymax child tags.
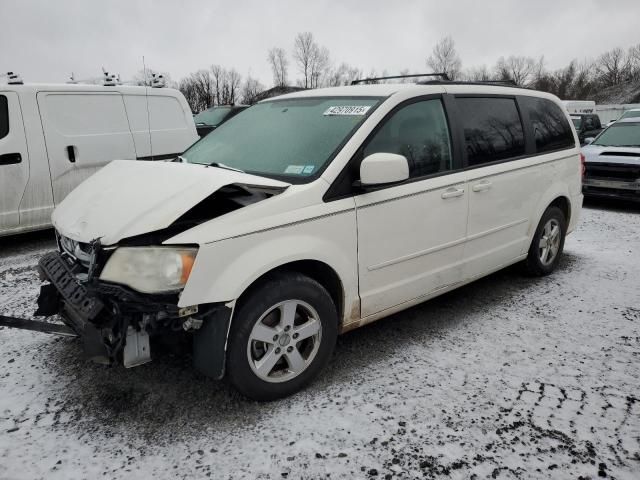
<box><xmin>52</xmin><ymin>160</ymin><xmax>289</xmax><ymax>245</ymax></box>
<box><xmin>582</xmin><ymin>145</ymin><xmax>640</xmax><ymax>165</ymax></box>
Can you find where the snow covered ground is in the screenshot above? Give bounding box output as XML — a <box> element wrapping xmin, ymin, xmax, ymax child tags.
<box><xmin>1</xmin><ymin>199</ymin><xmax>639</xmax><ymax>480</ymax></box>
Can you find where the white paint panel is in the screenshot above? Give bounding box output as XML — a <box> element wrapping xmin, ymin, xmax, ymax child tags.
<box><xmin>38</xmin><ymin>92</ymin><xmax>137</xmax><ymax>205</ymax></box>
<box><xmin>463</xmin><ymin>159</ymin><xmax>554</xmax><ymax>279</ymax></box>
<box><xmin>122</xmin><ymin>95</ymin><xmax>151</xmax><ymax>158</ymax></box>
<box><xmin>148</xmin><ymin>95</ymin><xmax>196</xmax><ymax>157</ymax></box>
<box><xmin>355</xmin><ymin>172</ymin><xmax>468</xmax><ymax>317</ymax></box>
<box><xmin>0</xmin><ymin>92</ymin><xmax>29</xmax><ymax>231</ymax></box>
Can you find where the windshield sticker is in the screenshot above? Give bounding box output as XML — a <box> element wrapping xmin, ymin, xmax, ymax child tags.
<box><xmin>302</xmin><ymin>165</ymin><xmax>315</xmax><ymax>174</ymax></box>
<box><xmin>323</xmin><ymin>105</ymin><xmax>371</xmax><ymax>116</ymax></box>
<box><xmin>284</xmin><ymin>165</ymin><xmax>305</xmax><ymax>174</ymax></box>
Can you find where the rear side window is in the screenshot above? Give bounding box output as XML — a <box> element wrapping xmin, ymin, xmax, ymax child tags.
<box><xmin>521</xmin><ymin>97</ymin><xmax>575</xmax><ymax>153</ymax></box>
<box><xmin>363</xmin><ymin>99</ymin><xmax>453</xmax><ymax>178</ymax></box>
<box><xmin>456</xmin><ymin>97</ymin><xmax>525</xmax><ymax>166</ymax></box>
<box><xmin>0</xmin><ymin>95</ymin><xmax>8</xmax><ymax>140</ymax></box>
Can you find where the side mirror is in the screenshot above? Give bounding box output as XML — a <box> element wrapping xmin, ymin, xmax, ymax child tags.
<box><xmin>584</xmin><ymin>137</ymin><xmax>595</xmax><ymax>145</ymax></box>
<box><xmin>359</xmin><ymin>153</ymin><xmax>409</xmax><ymax>187</ymax></box>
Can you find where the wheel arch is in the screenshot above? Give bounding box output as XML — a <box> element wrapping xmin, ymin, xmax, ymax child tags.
<box><xmin>234</xmin><ymin>259</ymin><xmax>346</xmax><ymax>326</ymax></box>
<box><xmin>527</xmin><ymin>182</ymin><xmax>573</xmax><ymax>248</ymax></box>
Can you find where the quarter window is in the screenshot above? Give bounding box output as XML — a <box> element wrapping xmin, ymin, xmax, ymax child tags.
<box><xmin>521</xmin><ymin>97</ymin><xmax>575</xmax><ymax>153</ymax></box>
<box><xmin>457</xmin><ymin>97</ymin><xmax>525</xmax><ymax>166</ymax></box>
<box><xmin>0</xmin><ymin>95</ymin><xmax>8</xmax><ymax>140</ymax></box>
<box><xmin>363</xmin><ymin>99</ymin><xmax>453</xmax><ymax>178</ymax></box>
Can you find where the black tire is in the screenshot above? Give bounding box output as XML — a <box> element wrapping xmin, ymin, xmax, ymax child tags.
<box><xmin>226</xmin><ymin>272</ymin><xmax>338</xmax><ymax>401</ymax></box>
<box><xmin>523</xmin><ymin>206</ymin><xmax>567</xmax><ymax>276</ymax></box>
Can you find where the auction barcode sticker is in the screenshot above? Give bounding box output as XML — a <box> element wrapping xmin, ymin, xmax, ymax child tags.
<box><xmin>323</xmin><ymin>105</ymin><xmax>371</xmax><ymax>116</ymax></box>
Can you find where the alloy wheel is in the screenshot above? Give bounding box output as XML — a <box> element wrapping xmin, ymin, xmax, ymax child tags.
<box><xmin>246</xmin><ymin>300</ymin><xmax>322</xmax><ymax>383</ymax></box>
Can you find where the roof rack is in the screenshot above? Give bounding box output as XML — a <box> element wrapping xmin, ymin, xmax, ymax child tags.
<box><xmin>350</xmin><ymin>73</ymin><xmax>450</xmax><ymax>85</ymax></box>
<box><xmin>4</xmin><ymin>72</ymin><xmax>23</xmax><ymax>85</ymax></box>
<box><xmin>418</xmin><ymin>79</ymin><xmax>523</xmax><ymax>88</ymax></box>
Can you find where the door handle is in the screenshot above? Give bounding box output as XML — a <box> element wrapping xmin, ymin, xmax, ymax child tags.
<box><xmin>0</xmin><ymin>152</ymin><xmax>22</xmax><ymax>165</ymax></box>
<box><xmin>472</xmin><ymin>181</ymin><xmax>492</xmax><ymax>192</ymax></box>
<box><xmin>66</xmin><ymin>145</ymin><xmax>76</xmax><ymax>163</ymax></box>
<box><xmin>441</xmin><ymin>187</ymin><xmax>465</xmax><ymax>199</ymax></box>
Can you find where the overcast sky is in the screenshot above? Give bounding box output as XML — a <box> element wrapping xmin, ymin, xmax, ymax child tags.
<box><xmin>1</xmin><ymin>0</ymin><xmax>639</xmax><ymax>87</ymax></box>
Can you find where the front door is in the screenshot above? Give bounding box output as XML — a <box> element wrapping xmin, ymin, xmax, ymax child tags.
<box><xmin>355</xmin><ymin>97</ymin><xmax>468</xmax><ymax>317</ymax></box>
<box><xmin>0</xmin><ymin>92</ymin><xmax>29</xmax><ymax>232</ymax></box>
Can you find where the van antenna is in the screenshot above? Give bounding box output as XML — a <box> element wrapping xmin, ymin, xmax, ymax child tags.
<box><xmin>143</xmin><ymin>56</ymin><xmax>153</xmax><ymax>158</ymax></box>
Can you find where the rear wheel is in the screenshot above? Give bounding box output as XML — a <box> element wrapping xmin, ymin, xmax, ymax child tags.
<box><xmin>226</xmin><ymin>273</ymin><xmax>338</xmax><ymax>401</ymax></box>
<box><xmin>523</xmin><ymin>206</ymin><xmax>567</xmax><ymax>276</ymax></box>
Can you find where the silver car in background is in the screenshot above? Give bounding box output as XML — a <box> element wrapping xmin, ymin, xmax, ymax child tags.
<box><xmin>582</xmin><ymin>118</ymin><xmax>640</xmax><ymax>201</ymax></box>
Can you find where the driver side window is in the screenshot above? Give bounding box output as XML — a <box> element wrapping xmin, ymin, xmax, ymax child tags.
<box><xmin>363</xmin><ymin>99</ymin><xmax>453</xmax><ymax>178</ymax></box>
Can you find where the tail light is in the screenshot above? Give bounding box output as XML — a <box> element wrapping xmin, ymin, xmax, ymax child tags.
<box><xmin>580</xmin><ymin>152</ymin><xmax>586</xmax><ymax>179</ymax></box>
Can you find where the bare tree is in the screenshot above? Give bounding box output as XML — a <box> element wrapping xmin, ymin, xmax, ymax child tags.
<box><xmin>629</xmin><ymin>43</ymin><xmax>640</xmax><ymax>79</ymax></box>
<box><xmin>293</xmin><ymin>32</ymin><xmax>330</xmax><ymax>88</ymax></box>
<box><xmin>426</xmin><ymin>36</ymin><xmax>462</xmax><ymax>80</ymax></box>
<box><xmin>325</xmin><ymin>63</ymin><xmax>363</xmax><ymax>86</ymax></box>
<box><xmin>310</xmin><ymin>46</ymin><xmax>330</xmax><ymax>88</ymax></box>
<box><xmin>220</xmin><ymin>69</ymin><xmax>242</xmax><ymax>104</ymax></box>
<box><xmin>596</xmin><ymin>47</ymin><xmax>631</xmax><ymax>87</ymax></box>
<box><xmin>268</xmin><ymin>47</ymin><xmax>289</xmax><ymax>87</ymax></box>
<box><xmin>293</xmin><ymin>32</ymin><xmax>315</xmax><ymax>88</ymax></box>
<box><xmin>241</xmin><ymin>75</ymin><xmax>264</xmax><ymax>104</ymax></box>
<box><xmin>494</xmin><ymin>56</ymin><xmax>539</xmax><ymax>86</ymax></box>
<box><xmin>464</xmin><ymin>65</ymin><xmax>492</xmax><ymax>82</ymax></box>
<box><xmin>178</xmin><ymin>70</ymin><xmax>214</xmax><ymax>113</ymax></box>
<box><xmin>211</xmin><ymin>64</ymin><xmax>226</xmax><ymax>105</ymax></box>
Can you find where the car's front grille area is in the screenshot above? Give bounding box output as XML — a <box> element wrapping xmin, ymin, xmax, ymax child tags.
<box><xmin>56</xmin><ymin>233</ymin><xmax>93</xmax><ymax>270</ymax></box>
<box><xmin>585</xmin><ymin>162</ymin><xmax>640</xmax><ymax>182</ymax></box>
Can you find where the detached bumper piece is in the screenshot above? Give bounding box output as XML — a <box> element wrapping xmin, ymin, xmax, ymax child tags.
<box><xmin>0</xmin><ymin>314</ymin><xmax>76</xmax><ymax>337</ymax></box>
<box><xmin>35</xmin><ymin>251</ymin><xmax>228</xmax><ymax>374</ymax></box>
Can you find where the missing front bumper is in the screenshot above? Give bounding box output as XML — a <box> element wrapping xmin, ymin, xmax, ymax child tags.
<box><xmin>34</xmin><ymin>251</ymin><xmax>231</xmax><ymax>377</ymax></box>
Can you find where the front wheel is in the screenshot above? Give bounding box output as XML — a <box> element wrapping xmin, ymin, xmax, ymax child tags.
<box><xmin>226</xmin><ymin>273</ymin><xmax>338</xmax><ymax>401</ymax></box>
<box><xmin>523</xmin><ymin>206</ymin><xmax>567</xmax><ymax>276</ymax></box>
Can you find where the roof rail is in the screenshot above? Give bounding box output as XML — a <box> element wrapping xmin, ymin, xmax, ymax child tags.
<box><xmin>418</xmin><ymin>79</ymin><xmax>523</xmax><ymax>88</ymax></box>
<box><xmin>350</xmin><ymin>73</ymin><xmax>450</xmax><ymax>85</ymax></box>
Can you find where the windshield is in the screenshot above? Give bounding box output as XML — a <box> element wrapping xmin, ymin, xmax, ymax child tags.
<box><xmin>619</xmin><ymin>110</ymin><xmax>640</xmax><ymax>120</ymax></box>
<box><xmin>182</xmin><ymin>97</ymin><xmax>381</xmax><ymax>180</ymax></box>
<box><xmin>571</xmin><ymin>116</ymin><xmax>582</xmax><ymax>129</ymax></box>
<box><xmin>193</xmin><ymin>107</ymin><xmax>232</xmax><ymax>126</ymax></box>
<box><xmin>592</xmin><ymin>123</ymin><xmax>640</xmax><ymax>147</ymax></box>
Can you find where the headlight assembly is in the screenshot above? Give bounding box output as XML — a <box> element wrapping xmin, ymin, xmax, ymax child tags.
<box><xmin>100</xmin><ymin>247</ymin><xmax>197</xmax><ymax>294</ymax></box>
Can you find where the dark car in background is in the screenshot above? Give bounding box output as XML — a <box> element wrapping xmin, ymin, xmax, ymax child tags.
<box><xmin>570</xmin><ymin>113</ymin><xmax>604</xmax><ymax>145</ymax></box>
<box><xmin>193</xmin><ymin>105</ymin><xmax>249</xmax><ymax>137</ymax></box>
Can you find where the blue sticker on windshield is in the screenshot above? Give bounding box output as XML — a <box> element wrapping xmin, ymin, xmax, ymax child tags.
<box><xmin>284</xmin><ymin>165</ymin><xmax>304</xmax><ymax>174</ymax></box>
<box><xmin>302</xmin><ymin>165</ymin><xmax>315</xmax><ymax>174</ymax></box>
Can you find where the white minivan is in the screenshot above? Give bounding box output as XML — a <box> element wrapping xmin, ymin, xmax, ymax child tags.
<box><xmin>34</xmin><ymin>80</ymin><xmax>583</xmax><ymax>400</ymax></box>
<box><xmin>0</xmin><ymin>82</ymin><xmax>198</xmax><ymax>236</ymax></box>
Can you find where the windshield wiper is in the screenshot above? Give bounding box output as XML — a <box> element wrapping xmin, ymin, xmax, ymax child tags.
<box><xmin>207</xmin><ymin>162</ymin><xmax>245</xmax><ymax>173</ymax></box>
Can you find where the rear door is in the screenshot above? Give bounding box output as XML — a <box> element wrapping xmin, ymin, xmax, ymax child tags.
<box><xmin>147</xmin><ymin>94</ymin><xmax>198</xmax><ymax>158</ymax></box>
<box><xmin>454</xmin><ymin>96</ymin><xmax>544</xmax><ymax>280</ymax></box>
<box><xmin>37</xmin><ymin>91</ymin><xmax>136</xmax><ymax>204</ymax></box>
<box><xmin>0</xmin><ymin>92</ymin><xmax>29</xmax><ymax>231</ymax></box>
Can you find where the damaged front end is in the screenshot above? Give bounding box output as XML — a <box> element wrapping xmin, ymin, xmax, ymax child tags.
<box><xmin>35</xmin><ymin>236</ymin><xmax>230</xmax><ymax>377</ymax></box>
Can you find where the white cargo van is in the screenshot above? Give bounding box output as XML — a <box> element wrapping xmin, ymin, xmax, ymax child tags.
<box><xmin>0</xmin><ymin>82</ymin><xmax>198</xmax><ymax>236</ymax></box>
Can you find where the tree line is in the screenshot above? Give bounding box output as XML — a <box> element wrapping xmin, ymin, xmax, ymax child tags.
<box><xmin>170</xmin><ymin>33</ymin><xmax>640</xmax><ymax>113</ymax></box>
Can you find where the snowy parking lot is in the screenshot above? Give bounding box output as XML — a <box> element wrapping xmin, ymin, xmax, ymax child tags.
<box><xmin>0</xmin><ymin>199</ymin><xmax>639</xmax><ymax>479</ymax></box>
